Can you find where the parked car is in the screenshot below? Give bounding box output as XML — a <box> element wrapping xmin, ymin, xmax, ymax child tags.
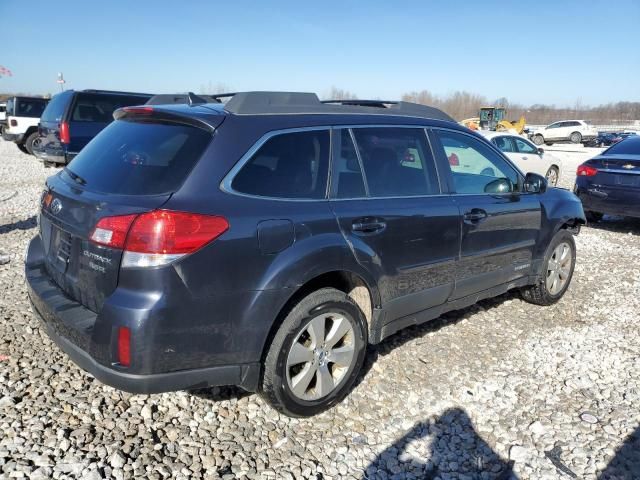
<box><xmin>585</xmin><ymin>131</ymin><xmax>618</xmax><ymax>148</ymax></box>
<box><xmin>574</xmin><ymin>136</ymin><xmax>640</xmax><ymax>221</ymax></box>
<box><xmin>0</xmin><ymin>102</ymin><xmax>6</xmax><ymax>129</ymax></box>
<box><xmin>26</xmin><ymin>92</ymin><xmax>585</xmax><ymax>416</ymax></box>
<box><xmin>33</xmin><ymin>89</ymin><xmax>152</xmax><ymax>166</ymax></box>
<box><xmin>479</xmin><ymin>131</ymin><xmax>563</xmax><ymax>186</ymax></box>
<box><xmin>530</xmin><ymin>120</ymin><xmax>597</xmax><ymax>146</ymax></box>
<box><xmin>1</xmin><ymin>96</ymin><xmax>49</xmax><ymax>154</ymax></box>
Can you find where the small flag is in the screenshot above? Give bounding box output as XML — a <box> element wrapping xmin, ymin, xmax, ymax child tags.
<box><xmin>0</xmin><ymin>66</ymin><xmax>13</xmax><ymax>77</ymax></box>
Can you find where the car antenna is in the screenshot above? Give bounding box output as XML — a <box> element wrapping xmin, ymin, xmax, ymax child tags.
<box><xmin>187</xmin><ymin>92</ymin><xmax>207</xmax><ymax>106</ymax></box>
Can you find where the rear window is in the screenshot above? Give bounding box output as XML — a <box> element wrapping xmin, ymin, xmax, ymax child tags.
<box><xmin>15</xmin><ymin>98</ymin><xmax>47</xmax><ymax>117</ymax></box>
<box><xmin>605</xmin><ymin>137</ymin><xmax>640</xmax><ymax>155</ymax></box>
<box><xmin>71</xmin><ymin>93</ymin><xmax>150</xmax><ymax>123</ymax></box>
<box><xmin>231</xmin><ymin>129</ymin><xmax>330</xmax><ymax>199</ymax></box>
<box><xmin>64</xmin><ymin>119</ymin><xmax>211</xmax><ymax>195</ymax></box>
<box><xmin>41</xmin><ymin>92</ymin><xmax>71</xmax><ymax>123</ymax></box>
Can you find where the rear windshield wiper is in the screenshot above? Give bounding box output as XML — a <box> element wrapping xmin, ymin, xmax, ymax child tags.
<box><xmin>64</xmin><ymin>167</ymin><xmax>87</xmax><ymax>186</ymax></box>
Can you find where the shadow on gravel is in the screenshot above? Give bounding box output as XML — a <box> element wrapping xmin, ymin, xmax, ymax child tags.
<box><xmin>586</xmin><ymin>216</ymin><xmax>640</xmax><ymax>235</ymax></box>
<box><xmin>356</xmin><ymin>290</ymin><xmax>520</xmax><ymax>389</ymax></box>
<box><xmin>599</xmin><ymin>425</ymin><xmax>640</xmax><ymax>479</ymax></box>
<box><xmin>363</xmin><ymin>408</ymin><xmax>514</xmax><ymax>479</ymax></box>
<box><xmin>190</xmin><ymin>385</ymin><xmax>251</xmax><ymax>403</ymax></box>
<box><xmin>0</xmin><ymin>215</ymin><xmax>37</xmax><ymax>234</ymax></box>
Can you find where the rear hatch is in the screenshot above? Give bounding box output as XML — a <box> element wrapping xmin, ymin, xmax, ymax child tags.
<box><xmin>40</xmin><ymin>109</ymin><xmax>221</xmax><ymax>312</ymax></box>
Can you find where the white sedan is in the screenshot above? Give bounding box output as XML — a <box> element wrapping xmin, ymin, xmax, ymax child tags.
<box><xmin>479</xmin><ymin>131</ymin><xmax>563</xmax><ymax>186</ymax></box>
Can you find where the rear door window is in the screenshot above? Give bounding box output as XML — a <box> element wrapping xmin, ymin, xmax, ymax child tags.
<box><xmin>64</xmin><ymin>119</ymin><xmax>211</xmax><ymax>195</ymax></box>
<box><xmin>16</xmin><ymin>98</ymin><xmax>47</xmax><ymax>117</ymax></box>
<box><xmin>231</xmin><ymin>129</ymin><xmax>330</xmax><ymax>199</ymax></box>
<box><xmin>41</xmin><ymin>92</ymin><xmax>70</xmax><ymax>123</ymax></box>
<box><xmin>492</xmin><ymin>136</ymin><xmax>516</xmax><ymax>153</ymax></box>
<box><xmin>71</xmin><ymin>93</ymin><xmax>150</xmax><ymax>123</ymax></box>
<box><xmin>351</xmin><ymin>127</ymin><xmax>439</xmax><ymax>197</ymax></box>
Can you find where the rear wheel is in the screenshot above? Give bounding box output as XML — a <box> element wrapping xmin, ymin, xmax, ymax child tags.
<box><xmin>24</xmin><ymin>131</ymin><xmax>40</xmax><ymax>156</ymax></box>
<box><xmin>521</xmin><ymin>230</ymin><xmax>576</xmax><ymax>306</ymax></box>
<box><xmin>16</xmin><ymin>143</ymin><xmax>29</xmax><ymax>154</ymax></box>
<box><xmin>570</xmin><ymin>132</ymin><xmax>582</xmax><ymax>144</ymax></box>
<box><xmin>545</xmin><ymin>166</ymin><xmax>559</xmax><ymax>186</ymax></box>
<box><xmin>532</xmin><ymin>135</ymin><xmax>544</xmax><ymax>146</ymax></box>
<box><xmin>585</xmin><ymin>210</ymin><xmax>603</xmax><ymax>223</ymax></box>
<box><xmin>261</xmin><ymin>288</ymin><xmax>367</xmax><ymax>417</ymax></box>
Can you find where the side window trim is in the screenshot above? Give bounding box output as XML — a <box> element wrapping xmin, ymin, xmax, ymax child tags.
<box><xmin>221</xmin><ymin>126</ymin><xmax>332</xmax><ymax>202</ymax></box>
<box><xmin>348</xmin><ymin>128</ymin><xmax>370</xmax><ymax>197</ymax></box>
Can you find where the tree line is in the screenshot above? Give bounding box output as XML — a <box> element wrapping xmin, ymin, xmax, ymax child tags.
<box><xmin>327</xmin><ymin>87</ymin><xmax>640</xmax><ymax>125</ymax></box>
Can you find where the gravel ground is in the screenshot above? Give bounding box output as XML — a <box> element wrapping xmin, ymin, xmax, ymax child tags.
<box><xmin>0</xmin><ymin>139</ymin><xmax>638</xmax><ymax>480</ymax></box>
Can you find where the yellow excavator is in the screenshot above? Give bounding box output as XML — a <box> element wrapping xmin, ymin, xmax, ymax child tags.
<box><xmin>461</xmin><ymin>107</ymin><xmax>526</xmax><ymax>134</ymax></box>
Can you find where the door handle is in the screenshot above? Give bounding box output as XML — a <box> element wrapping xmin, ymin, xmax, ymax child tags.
<box><xmin>463</xmin><ymin>209</ymin><xmax>488</xmax><ymax>223</ymax></box>
<box><xmin>352</xmin><ymin>219</ymin><xmax>386</xmax><ymax>235</ymax></box>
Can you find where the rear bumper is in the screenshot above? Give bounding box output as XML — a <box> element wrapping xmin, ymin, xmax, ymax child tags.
<box><xmin>575</xmin><ymin>183</ymin><xmax>640</xmax><ymax>218</ymax></box>
<box><xmin>25</xmin><ymin>235</ymin><xmax>261</xmax><ymax>394</ymax></box>
<box><xmin>2</xmin><ymin>131</ymin><xmax>23</xmax><ymax>143</ymax></box>
<box><xmin>32</xmin><ymin>143</ymin><xmax>74</xmax><ymax>164</ymax></box>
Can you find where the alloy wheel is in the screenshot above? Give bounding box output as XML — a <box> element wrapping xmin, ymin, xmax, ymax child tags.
<box><xmin>286</xmin><ymin>312</ymin><xmax>356</xmax><ymax>401</ymax></box>
<box><xmin>546</xmin><ymin>242</ymin><xmax>573</xmax><ymax>295</ymax></box>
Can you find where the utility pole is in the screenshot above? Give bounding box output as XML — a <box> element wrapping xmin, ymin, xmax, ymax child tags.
<box><xmin>57</xmin><ymin>72</ymin><xmax>65</xmax><ymax>92</ymax></box>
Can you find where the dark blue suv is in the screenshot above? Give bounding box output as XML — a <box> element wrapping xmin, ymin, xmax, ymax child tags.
<box><xmin>25</xmin><ymin>92</ymin><xmax>585</xmax><ymax>416</ymax></box>
<box><xmin>33</xmin><ymin>89</ymin><xmax>152</xmax><ymax>166</ymax></box>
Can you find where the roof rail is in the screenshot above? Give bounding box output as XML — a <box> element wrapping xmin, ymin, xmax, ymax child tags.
<box><xmin>82</xmin><ymin>89</ymin><xmax>153</xmax><ymax>96</ymax></box>
<box><xmin>222</xmin><ymin>91</ymin><xmax>454</xmax><ymax>122</ymax></box>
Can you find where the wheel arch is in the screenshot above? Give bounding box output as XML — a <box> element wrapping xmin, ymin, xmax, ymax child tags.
<box><xmin>258</xmin><ymin>268</ymin><xmax>379</xmax><ymax>368</ymax></box>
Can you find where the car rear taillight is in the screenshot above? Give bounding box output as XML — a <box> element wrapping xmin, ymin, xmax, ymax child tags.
<box><xmin>90</xmin><ymin>214</ymin><xmax>138</xmax><ymax>249</ymax></box>
<box><xmin>89</xmin><ymin>210</ymin><xmax>229</xmax><ymax>268</ymax></box>
<box><xmin>59</xmin><ymin>121</ymin><xmax>70</xmax><ymax>144</ymax></box>
<box><xmin>117</xmin><ymin>326</ymin><xmax>131</xmax><ymax>367</ymax></box>
<box><xmin>577</xmin><ymin>165</ymin><xmax>598</xmax><ymax>176</ymax></box>
<box><xmin>10</xmin><ymin>119</ymin><xmax>17</xmax><ymax>127</ymax></box>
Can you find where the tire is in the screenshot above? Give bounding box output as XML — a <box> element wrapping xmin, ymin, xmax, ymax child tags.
<box><xmin>16</xmin><ymin>143</ymin><xmax>29</xmax><ymax>154</ymax></box>
<box><xmin>570</xmin><ymin>132</ymin><xmax>582</xmax><ymax>144</ymax></box>
<box><xmin>520</xmin><ymin>230</ymin><xmax>576</xmax><ymax>306</ymax></box>
<box><xmin>24</xmin><ymin>131</ymin><xmax>39</xmax><ymax>156</ymax></box>
<box><xmin>585</xmin><ymin>210</ymin><xmax>603</xmax><ymax>223</ymax></box>
<box><xmin>545</xmin><ymin>166</ymin><xmax>559</xmax><ymax>187</ymax></box>
<box><xmin>261</xmin><ymin>287</ymin><xmax>367</xmax><ymax>417</ymax></box>
<box><xmin>532</xmin><ymin>135</ymin><xmax>544</xmax><ymax>146</ymax></box>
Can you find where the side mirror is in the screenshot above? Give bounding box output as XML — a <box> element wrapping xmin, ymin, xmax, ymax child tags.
<box><xmin>523</xmin><ymin>172</ymin><xmax>547</xmax><ymax>193</ymax></box>
<box><xmin>537</xmin><ymin>147</ymin><xmax>544</xmax><ymax>156</ymax></box>
<box><xmin>484</xmin><ymin>177</ymin><xmax>514</xmax><ymax>194</ymax></box>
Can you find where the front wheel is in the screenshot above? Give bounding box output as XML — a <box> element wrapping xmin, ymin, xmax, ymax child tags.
<box><xmin>261</xmin><ymin>288</ymin><xmax>367</xmax><ymax>417</ymax></box>
<box><xmin>532</xmin><ymin>135</ymin><xmax>544</xmax><ymax>146</ymax></box>
<box><xmin>16</xmin><ymin>143</ymin><xmax>29</xmax><ymax>154</ymax></box>
<box><xmin>521</xmin><ymin>230</ymin><xmax>576</xmax><ymax>306</ymax></box>
<box><xmin>545</xmin><ymin>166</ymin><xmax>559</xmax><ymax>186</ymax></box>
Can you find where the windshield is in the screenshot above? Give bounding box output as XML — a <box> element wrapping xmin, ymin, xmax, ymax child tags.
<box><xmin>64</xmin><ymin>119</ymin><xmax>212</xmax><ymax>195</ymax></box>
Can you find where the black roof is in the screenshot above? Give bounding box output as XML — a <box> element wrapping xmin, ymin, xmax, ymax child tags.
<box><xmin>219</xmin><ymin>92</ymin><xmax>455</xmax><ymax>122</ymax></box>
<box><xmin>81</xmin><ymin>89</ymin><xmax>152</xmax><ymax>97</ymax></box>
